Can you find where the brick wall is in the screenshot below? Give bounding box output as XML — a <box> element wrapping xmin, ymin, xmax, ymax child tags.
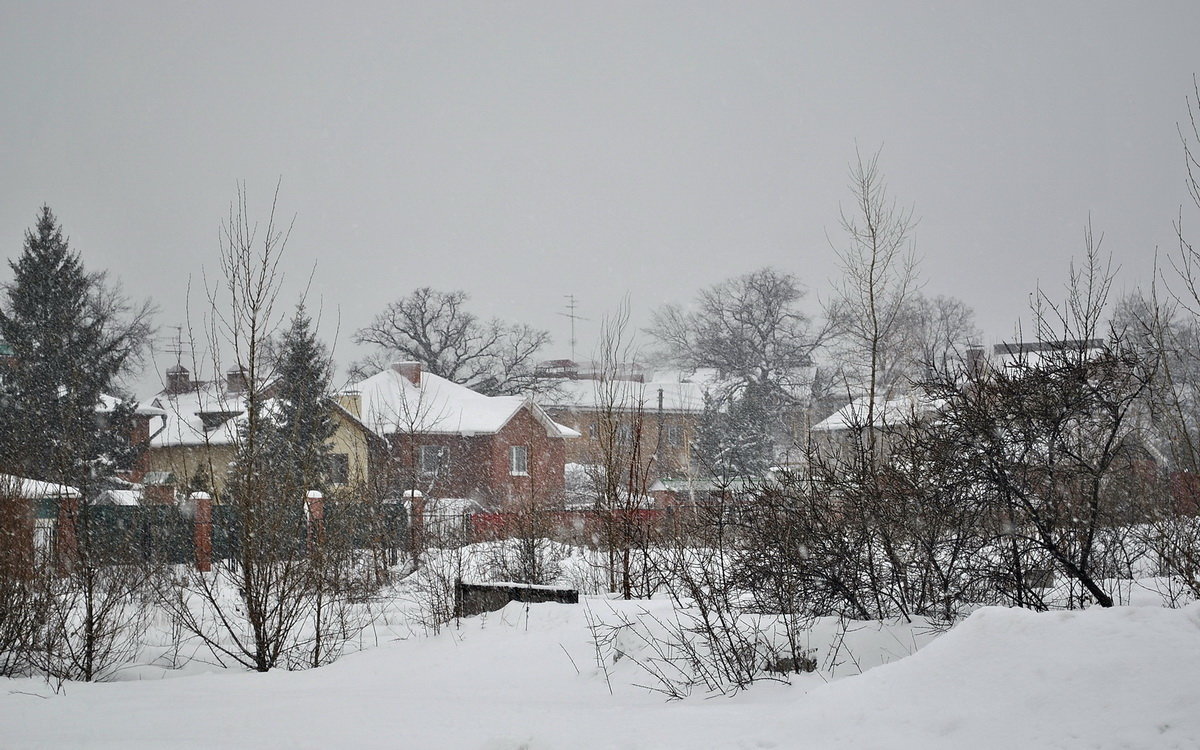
<box><xmin>389</xmin><ymin>406</ymin><xmax>567</xmax><ymax>509</ymax></box>
<box><xmin>546</xmin><ymin>406</ymin><xmax>696</xmax><ymax>478</ymax></box>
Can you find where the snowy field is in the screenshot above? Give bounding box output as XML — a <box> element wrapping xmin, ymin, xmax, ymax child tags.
<box><xmin>2</xmin><ymin>591</ymin><xmax>1199</xmax><ymax>749</ymax></box>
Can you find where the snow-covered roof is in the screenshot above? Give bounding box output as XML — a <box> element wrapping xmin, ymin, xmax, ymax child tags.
<box><xmin>539</xmin><ymin>378</ymin><xmax>708</xmax><ymax>414</ymax></box>
<box><xmin>348</xmin><ymin>366</ymin><xmax>577</xmax><ymax>439</ymax></box>
<box><xmin>812</xmin><ymin>394</ymin><xmax>943</xmax><ymax>433</ymax></box>
<box><xmin>0</xmin><ymin>474</ymin><xmax>82</xmax><ymax>499</ymax></box>
<box><xmin>97</xmin><ymin>393</ymin><xmax>166</xmax><ymax>418</ymax></box>
<box><xmin>646</xmin><ymin>367</ymin><xmax>724</xmax><ymax>387</ymax></box>
<box><xmin>95</xmin><ymin>489</ymin><xmax>141</xmax><ymax>506</ymax></box>
<box><xmin>148</xmin><ymin>383</ymin><xmax>246</xmax><ymax>448</ymax></box>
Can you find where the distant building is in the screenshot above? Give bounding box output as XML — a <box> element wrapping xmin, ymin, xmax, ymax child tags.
<box><xmin>142</xmin><ymin>364</ymin><xmax>379</xmax><ymax>500</ymax></box>
<box><xmin>344</xmin><ymin>361</ymin><xmax>578</xmax><ymax>509</ymax></box>
<box><xmin>537</xmin><ymin>374</ymin><xmax>709</xmax><ymax>481</ymax></box>
<box><xmin>966</xmin><ymin>339</ymin><xmax>1105</xmax><ymax>371</ymax></box>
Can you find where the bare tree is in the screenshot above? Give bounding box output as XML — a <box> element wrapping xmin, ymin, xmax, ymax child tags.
<box><xmin>925</xmin><ymin>229</ymin><xmax>1154</xmax><ymax>609</ymax></box>
<box><xmin>649</xmin><ymin>268</ymin><xmax>830</xmax><ymax>405</ymax></box>
<box><xmin>589</xmin><ymin>300</ymin><xmax>658</xmax><ymax>599</ymax></box>
<box><xmin>159</xmin><ymin>184</ymin><xmax>331</xmax><ymax>672</ymax></box>
<box><xmin>1119</xmin><ymin>76</ymin><xmax>1200</xmax><ymax>603</ymax></box>
<box><xmin>353</xmin><ymin>287</ymin><xmax>550</xmax><ymax>395</ymax></box>
<box><xmin>827</xmin><ymin>147</ymin><xmax>921</xmax><ymax>451</ymax></box>
<box><xmin>904</xmin><ymin>293</ymin><xmax>981</xmax><ymax>380</ymax></box>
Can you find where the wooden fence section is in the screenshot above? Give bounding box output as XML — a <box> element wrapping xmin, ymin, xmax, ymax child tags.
<box><xmin>454</xmin><ymin>579</ymin><xmax>579</xmax><ymax>618</ymax></box>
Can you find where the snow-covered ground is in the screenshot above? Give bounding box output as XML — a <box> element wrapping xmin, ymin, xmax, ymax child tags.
<box><xmin>3</xmin><ymin>594</ymin><xmax>1199</xmax><ymax>749</ymax></box>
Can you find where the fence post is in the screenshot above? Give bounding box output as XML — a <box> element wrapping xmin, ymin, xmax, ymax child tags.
<box><xmin>305</xmin><ymin>490</ymin><xmax>325</xmax><ymax>553</ymax></box>
<box><xmin>405</xmin><ymin>490</ymin><xmax>425</xmax><ymax>558</ymax></box>
<box><xmin>0</xmin><ymin>494</ymin><xmax>34</xmax><ymax>579</ymax></box>
<box><xmin>191</xmin><ymin>491</ymin><xmax>212</xmax><ymax>573</ymax></box>
<box><xmin>56</xmin><ymin>495</ymin><xmax>80</xmax><ymax>575</ymax></box>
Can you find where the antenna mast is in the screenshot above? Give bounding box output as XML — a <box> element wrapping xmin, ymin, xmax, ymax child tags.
<box><xmin>558</xmin><ymin>295</ymin><xmax>589</xmax><ymax>362</ymax></box>
<box><xmin>165</xmin><ymin>325</ymin><xmax>187</xmax><ymax>367</ymax></box>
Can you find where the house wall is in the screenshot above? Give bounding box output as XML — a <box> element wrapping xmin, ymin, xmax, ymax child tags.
<box><xmin>546</xmin><ymin>406</ymin><xmax>696</xmax><ymax>478</ymax></box>
<box><xmin>143</xmin><ymin>444</ymin><xmax>237</xmax><ymax>497</ymax></box>
<box><xmin>126</xmin><ymin>415</ymin><xmax>153</xmax><ymax>483</ymax></box>
<box><xmin>389</xmin><ymin>407</ymin><xmax>567</xmax><ymax>509</ymax></box>
<box><xmin>0</xmin><ymin>494</ymin><xmax>34</xmax><ymax>578</ymax></box>
<box><xmin>144</xmin><ymin>410</ymin><xmax>377</xmax><ymax>501</ymax></box>
<box><xmin>328</xmin><ymin>412</ymin><xmax>375</xmax><ymax>491</ymax></box>
<box><xmin>489</xmin><ymin>407</ymin><xmax>566</xmax><ymax>507</ymax></box>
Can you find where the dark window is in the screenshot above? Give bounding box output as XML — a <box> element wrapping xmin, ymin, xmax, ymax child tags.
<box><xmin>328</xmin><ymin>454</ymin><xmax>350</xmax><ymax>484</ymax></box>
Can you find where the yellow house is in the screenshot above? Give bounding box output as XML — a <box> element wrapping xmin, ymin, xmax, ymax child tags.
<box><xmin>142</xmin><ymin>366</ymin><xmax>380</xmax><ymax>501</ymax></box>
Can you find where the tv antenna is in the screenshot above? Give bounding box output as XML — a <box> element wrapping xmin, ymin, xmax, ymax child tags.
<box><xmin>165</xmin><ymin>325</ymin><xmax>188</xmax><ymax>367</ymax></box>
<box><xmin>557</xmin><ymin>295</ymin><xmax>590</xmax><ymax>362</ymax></box>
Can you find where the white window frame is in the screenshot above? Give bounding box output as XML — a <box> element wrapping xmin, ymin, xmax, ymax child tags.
<box><xmin>420</xmin><ymin>445</ymin><xmax>448</xmax><ymax>475</ymax></box>
<box><xmin>509</xmin><ymin>445</ymin><xmax>529</xmax><ymax>476</ymax></box>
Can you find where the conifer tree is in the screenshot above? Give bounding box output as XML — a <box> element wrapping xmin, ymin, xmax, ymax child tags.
<box><xmin>0</xmin><ymin>206</ymin><xmax>148</xmax><ymax>484</ymax></box>
<box><xmin>691</xmin><ymin>384</ymin><xmax>774</xmax><ymax>480</ymax></box>
<box><xmin>263</xmin><ymin>304</ymin><xmax>337</xmax><ymax>498</ymax></box>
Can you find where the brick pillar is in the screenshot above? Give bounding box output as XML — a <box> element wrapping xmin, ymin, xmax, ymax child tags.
<box><xmin>192</xmin><ymin>492</ymin><xmax>212</xmax><ymax>573</ymax></box>
<box><xmin>407</xmin><ymin>491</ymin><xmax>425</xmax><ymax>556</ymax></box>
<box><xmin>56</xmin><ymin>496</ymin><xmax>80</xmax><ymax>575</ymax></box>
<box><xmin>0</xmin><ymin>494</ymin><xmax>34</xmax><ymax>579</ymax></box>
<box><xmin>305</xmin><ymin>491</ymin><xmax>325</xmax><ymax>552</ymax></box>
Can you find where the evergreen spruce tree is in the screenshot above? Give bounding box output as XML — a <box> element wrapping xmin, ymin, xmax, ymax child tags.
<box><xmin>691</xmin><ymin>385</ymin><xmax>774</xmax><ymax>481</ymax></box>
<box><xmin>0</xmin><ymin>207</ymin><xmax>138</xmax><ymax>485</ymax></box>
<box><xmin>262</xmin><ymin>304</ymin><xmax>337</xmax><ymax>499</ymax></box>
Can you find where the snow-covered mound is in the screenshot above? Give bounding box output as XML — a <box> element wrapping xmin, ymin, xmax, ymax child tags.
<box><xmin>2</xmin><ymin>601</ymin><xmax>1198</xmax><ymax>749</ymax></box>
<box><xmin>765</xmin><ymin>603</ymin><xmax>1200</xmax><ymax>749</ymax></box>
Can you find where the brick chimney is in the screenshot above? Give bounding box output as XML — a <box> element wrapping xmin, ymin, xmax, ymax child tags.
<box><xmin>392</xmin><ymin>361</ymin><xmax>422</xmax><ymax>386</ymax></box>
<box><xmin>337</xmin><ymin>390</ymin><xmax>362</xmax><ymax>418</ymax></box>
<box><xmin>226</xmin><ymin>366</ymin><xmax>247</xmax><ymax>393</ymax></box>
<box><xmin>166</xmin><ymin>364</ymin><xmax>190</xmax><ymax>394</ymax></box>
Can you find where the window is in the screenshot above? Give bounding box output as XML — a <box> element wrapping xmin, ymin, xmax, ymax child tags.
<box><xmin>420</xmin><ymin>445</ymin><xmax>448</xmax><ymax>475</ymax></box>
<box><xmin>328</xmin><ymin>453</ymin><xmax>350</xmax><ymax>485</ymax></box>
<box><xmin>33</xmin><ymin>518</ymin><xmax>56</xmax><ymax>568</ymax></box>
<box><xmin>666</xmin><ymin>425</ymin><xmax>684</xmax><ymax>447</ymax></box>
<box><xmin>509</xmin><ymin>445</ymin><xmax>529</xmax><ymax>476</ymax></box>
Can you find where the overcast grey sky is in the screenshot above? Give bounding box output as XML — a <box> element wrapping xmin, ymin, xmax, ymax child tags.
<box><xmin>2</xmin><ymin>1</ymin><xmax>1197</xmax><ymax>392</ymax></box>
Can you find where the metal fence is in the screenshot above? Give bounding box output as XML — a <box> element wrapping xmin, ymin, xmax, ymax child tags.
<box><xmin>59</xmin><ymin>500</ymin><xmax>408</xmax><ymax>569</ymax></box>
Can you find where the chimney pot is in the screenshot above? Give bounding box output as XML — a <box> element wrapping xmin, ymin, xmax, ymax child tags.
<box><xmin>166</xmin><ymin>365</ymin><xmax>190</xmax><ymax>394</ymax></box>
<box><xmin>392</xmin><ymin>361</ymin><xmax>422</xmax><ymax>385</ymax></box>
<box><xmin>226</xmin><ymin>366</ymin><xmax>247</xmax><ymax>393</ymax></box>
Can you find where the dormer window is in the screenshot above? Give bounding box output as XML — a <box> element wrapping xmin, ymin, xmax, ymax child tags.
<box><xmin>198</xmin><ymin>411</ymin><xmax>240</xmax><ymax>432</ymax></box>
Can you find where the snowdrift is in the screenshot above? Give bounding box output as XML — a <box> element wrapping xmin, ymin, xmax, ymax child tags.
<box><xmin>2</xmin><ymin>601</ymin><xmax>1198</xmax><ymax>749</ymax></box>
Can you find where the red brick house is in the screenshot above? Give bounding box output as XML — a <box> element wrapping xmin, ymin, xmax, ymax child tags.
<box><xmin>343</xmin><ymin>362</ymin><xmax>578</xmax><ymax>510</ymax></box>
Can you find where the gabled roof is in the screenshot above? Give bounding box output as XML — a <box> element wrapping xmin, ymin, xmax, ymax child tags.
<box><xmin>812</xmin><ymin>394</ymin><xmax>943</xmax><ymax>433</ymax></box>
<box><xmin>148</xmin><ymin>386</ymin><xmax>376</xmax><ymax>449</ymax></box>
<box><xmin>349</xmin><ymin>367</ymin><xmax>577</xmax><ymax>439</ymax></box>
<box><xmin>97</xmin><ymin>393</ymin><xmax>166</xmax><ymax>418</ymax></box>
